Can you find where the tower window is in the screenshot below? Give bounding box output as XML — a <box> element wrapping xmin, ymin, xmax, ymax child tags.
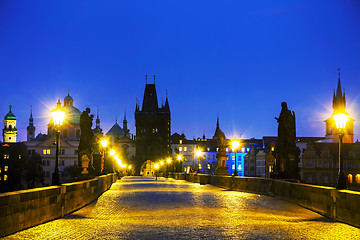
<box><xmin>4</xmin><ymin>155</ymin><xmax>9</xmax><ymax>159</ymax></box>
<box><xmin>9</xmin><ymin>125</ymin><xmax>12</xmax><ymax>129</ymax></box>
<box><xmin>43</xmin><ymin>149</ymin><xmax>50</xmax><ymax>155</ymax></box>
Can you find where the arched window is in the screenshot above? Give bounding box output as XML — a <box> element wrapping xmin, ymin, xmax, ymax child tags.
<box><xmin>9</xmin><ymin>125</ymin><xmax>12</xmax><ymax>129</ymax></box>
<box><xmin>347</xmin><ymin>174</ymin><xmax>353</xmax><ymax>184</ymax></box>
<box><xmin>356</xmin><ymin>174</ymin><xmax>360</xmax><ymax>184</ymax></box>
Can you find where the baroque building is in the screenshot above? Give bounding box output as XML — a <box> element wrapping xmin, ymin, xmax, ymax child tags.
<box><xmin>135</xmin><ymin>77</ymin><xmax>171</xmax><ymax>174</ymax></box>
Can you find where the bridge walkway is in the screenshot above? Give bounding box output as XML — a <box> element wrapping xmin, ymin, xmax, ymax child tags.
<box><xmin>4</xmin><ymin>176</ymin><xmax>360</xmax><ymax>239</ymax></box>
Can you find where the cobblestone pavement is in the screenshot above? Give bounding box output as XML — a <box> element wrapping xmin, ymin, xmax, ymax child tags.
<box><xmin>5</xmin><ymin>177</ymin><xmax>360</xmax><ymax>239</ymax></box>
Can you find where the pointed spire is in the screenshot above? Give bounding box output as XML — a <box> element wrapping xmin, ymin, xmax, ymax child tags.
<box><xmin>9</xmin><ymin>105</ymin><xmax>12</xmax><ymax>112</ymax></box>
<box><xmin>29</xmin><ymin>105</ymin><xmax>34</xmax><ymax>125</ymax></box>
<box><xmin>96</xmin><ymin>107</ymin><xmax>100</xmax><ymax>127</ymax></box>
<box><xmin>154</xmin><ymin>74</ymin><xmax>156</xmax><ymax>84</ymax></box>
<box><xmin>115</xmin><ymin>115</ymin><xmax>117</xmax><ymax>123</ymax></box>
<box><xmin>30</xmin><ymin>105</ymin><xmax>33</xmax><ymax>118</ymax></box>
<box><xmin>216</xmin><ymin>115</ymin><xmax>220</xmax><ymax>129</ymax></box>
<box><xmin>123</xmin><ymin>108</ymin><xmax>128</xmax><ymax>134</ymax></box>
<box><xmin>164</xmin><ymin>90</ymin><xmax>170</xmax><ymax>112</ymax></box>
<box><xmin>145</xmin><ymin>75</ymin><xmax>147</xmax><ymax>84</ymax></box>
<box><xmin>333</xmin><ymin>69</ymin><xmax>346</xmax><ymax>113</ymax></box>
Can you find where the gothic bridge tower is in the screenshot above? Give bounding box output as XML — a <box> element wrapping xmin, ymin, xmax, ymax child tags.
<box><xmin>135</xmin><ymin>75</ymin><xmax>171</xmax><ymax>174</ymax></box>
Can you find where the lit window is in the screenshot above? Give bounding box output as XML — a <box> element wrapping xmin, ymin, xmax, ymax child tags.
<box><xmin>179</xmin><ymin>140</ymin><xmax>182</xmax><ymax>144</ymax></box>
<box><xmin>241</xmin><ymin>147</ymin><xmax>245</xmax><ymax>152</ymax></box>
<box><xmin>184</xmin><ymin>147</ymin><xmax>187</xmax><ymax>152</ymax></box>
<box><xmin>348</xmin><ymin>174</ymin><xmax>353</xmax><ymax>184</ymax></box>
<box><xmin>356</xmin><ymin>174</ymin><xmax>360</xmax><ymax>184</ymax></box>
<box><xmin>207</xmin><ymin>147</ymin><xmax>210</xmax><ymax>151</ymax></box>
<box><xmin>179</xmin><ymin>147</ymin><xmax>183</xmax><ymax>152</ymax></box>
<box><xmin>207</xmin><ymin>164</ymin><xmax>211</xmax><ymax>169</ymax></box>
<box><xmin>4</xmin><ymin>166</ymin><xmax>8</xmax><ymax>172</ymax></box>
<box><xmin>226</xmin><ymin>148</ymin><xmax>229</xmax><ymax>152</ymax></box>
<box><xmin>4</xmin><ymin>155</ymin><xmax>9</xmax><ymax>159</ymax></box>
<box><xmin>216</xmin><ymin>148</ymin><xmax>219</xmax><ymax>152</ymax></box>
<box><xmin>43</xmin><ymin>149</ymin><xmax>50</xmax><ymax>155</ymax></box>
<box><xmin>4</xmin><ymin>175</ymin><xmax>8</xmax><ymax>181</ymax></box>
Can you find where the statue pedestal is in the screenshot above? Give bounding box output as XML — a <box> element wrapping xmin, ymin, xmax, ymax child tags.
<box><xmin>78</xmin><ymin>150</ymin><xmax>93</xmax><ymax>176</ymax></box>
<box><xmin>215</xmin><ymin>166</ymin><xmax>229</xmax><ymax>176</ymax></box>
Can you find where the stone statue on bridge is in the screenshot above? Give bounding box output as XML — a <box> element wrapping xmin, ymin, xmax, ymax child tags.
<box><xmin>272</xmin><ymin>102</ymin><xmax>300</xmax><ymax>180</ymax></box>
<box><xmin>78</xmin><ymin>108</ymin><xmax>95</xmax><ymax>175</ymax></box>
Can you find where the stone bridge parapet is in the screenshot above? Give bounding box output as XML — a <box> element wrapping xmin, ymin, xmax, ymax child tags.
<box><xmin>170</xmin><ymin>173</ymin><xmax>360</xmax><ymax>228</ymax></box>
<box><xmin>0</xmin><ymin>174</ymin><xmax>117</xmax><ymax>238</ymax></box>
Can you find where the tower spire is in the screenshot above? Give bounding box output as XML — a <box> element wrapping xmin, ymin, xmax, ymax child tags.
<box><xmin>145</xmin><ymin>75</ymin><xmax>147</xmax><ymax>84</ymax></box>
<box><xmin>96</xmin><ymin>107</ymin><xmax>100</xmax><ymax>128</ymax></box>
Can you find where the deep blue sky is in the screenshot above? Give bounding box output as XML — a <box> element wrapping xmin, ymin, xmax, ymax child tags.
<box><xmin>1</xmin><ymin>0</ymin><xmax>360</xmax><ymax>142</ymax></box>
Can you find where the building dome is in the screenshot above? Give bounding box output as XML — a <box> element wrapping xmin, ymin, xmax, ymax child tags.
<box><xmin>4</xmin><ymin>106</ymin><xmax>16</xmax><ymax>120</ymax></box>
<box><xmin>64</xmin><ymin>106</ymin><xmax>81</xmax><ymax>125</ymax></box>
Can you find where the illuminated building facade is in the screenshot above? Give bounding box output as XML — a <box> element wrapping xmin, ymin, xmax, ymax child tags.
<box><xmin>25</xmin><ymin>94</ymin><xmax>83</xmax><ymax>185</ymax></box>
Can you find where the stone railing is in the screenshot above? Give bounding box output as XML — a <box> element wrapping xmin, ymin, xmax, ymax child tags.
<box><xmin>0</xmin><ymin>174</ymin><xmax>117</xmax><ymax>238</ymax></box>
<box><xmin>170</xmin><ymin>173</ymin><xmax>360</xmax><ymax>228</ymax></box>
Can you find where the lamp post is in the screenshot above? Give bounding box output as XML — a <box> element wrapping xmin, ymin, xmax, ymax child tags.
<box><xmin>100</xmin><ymin>139</ymin><xmax>108</xmax><ymax>174</ymax></box>
<box><xmin>109</xmin><ymin>149</ymin><xmax>115</xmax><ymax>173</ymax></box>
<box><xmin>334</xmin><ymin>113</ymin><xmax>349</xmax><ymax>189</ymax></box>
<box><xmin>166</xmin><ymin>158</ymin><xmax>171</xmax><ymax>178</ymax></box>
<box><xmin>232</xmin><ymin>138</ymin><xmax>240</xmax><ymax>176</ymax></box>
<box><xmin>177</xmin><ymin>155</ymin><xmax>182</xmax><ymax>172</ymax></box>
<box><xmin>160</xmin><ymin>161</ymin><xmax>164</xmax><ymax>177</ymax></box>
<box><xmin>196</xmin><ymin>149</ymin><xmax>202</xmax><ymax>173</ymax></box>
<box><xmin>154</xmin><ymin>164</ymin><xmax>159</xmax><ymax>180</ymax></box>
<box><xmin>51</xmin><ymin>100</ymin><xmax>65</xmax><ymax>185</ymax></box>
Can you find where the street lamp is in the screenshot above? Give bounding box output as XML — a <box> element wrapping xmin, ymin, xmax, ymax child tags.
<box><xmin>196</xmin><ymin>149</ymin><xmax>202</xmax><ymax>173</ymax></box>
<box><xmin>166</xmin><ymin>158</ymin><xmax>171</xmax><ymax>178</ymax></box>
<box><xmin>232</xmin><ymin>138</ymin><xmax>240</xmax><ymax>176</ymax></box>
<box><xmin>177</xmin><ymin>155</ymin><xmax>182</xmax><ymax>172</ymax></box>
<box><xmin>51</xmin><ymin>100</ymin><xmax>65</xmax><ymax>185</ymax></box>
<box><xmin>154</xmin><ymin>163</ymin><xmax>159</xmax><ymax>180</ymax></box>
<box><xmin>334</xmin><ymin>113</ymin><xmax>349</xmax><ymax>189</ymax></box>
<box><xmin>100</xmin><ymin>139</ymin><xmax>108</xmax><ymax>174</ymax></box>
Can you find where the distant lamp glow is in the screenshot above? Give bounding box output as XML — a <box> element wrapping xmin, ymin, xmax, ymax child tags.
<box><xmin>100</xmin><ymin>139</ymin><xmax>108</xmax><ymax>148</ymax></box>
<box><xmin>114</xmin><ymin>155</ymin><xmax>119</xmax><ymax>160</ymax></box>
<box><xmin>196</xmin><ymin>149</ymin><xmax>202</xmax><ymax>157</ymax></box>
<box><xmin>160</xmin><ymin>161</ymin><xmax>164</xmax><ymax>165</ymax></box>
<box><xmin>128</xmin><ymin>165</ymin><xmax>132</xmax><ymax>169</ymax></box>
<box><xmin>51</xmin><ymin>100</ymin><xmax>65</xmax><ymax>126</ymax></box>
<box><xmin>109</xmin><ymin>149</ymin><xmax>115</xmax><ymax>156</ymax></box>
<box><xmin>231</xmin><ymin>139</ymin><xmax>240</xmax><ymax>150</ymax></box>
<box><xmin>177</xmin><ymin>155</ymin><xmax>182</xmax><ymax>161</ymax></box>
<box><xmin>167</xmin><ymin>158</ymin><xmax>171</xmax><ymax>163</ymax></box>
<box><xmin>154</xmin><ymin>164</ymin><xmax>159</xmax><ymax>169</ymax></box>
<box><xmin>334</xmin><ymin>113</ymin><xmax>348</xmax><ymax>129</ymax></box>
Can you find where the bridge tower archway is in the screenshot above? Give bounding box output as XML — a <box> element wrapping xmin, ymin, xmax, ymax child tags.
<box><xmin>140</xmin><ymin>160</ymin><xmax>156</xmax><ymax>176</ymax></box>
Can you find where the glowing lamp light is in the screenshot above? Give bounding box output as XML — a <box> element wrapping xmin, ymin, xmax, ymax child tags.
<box><xmin>100</xmin><ymin>139</ymin><xmax>108</xmax><ymax>148</ymax></box>
<box><xmin>167</xmin><ymin>158</ymin><xmax>171</xmax><ymax>163</ymax></box>
<box><xmin>110</xmin><ymin>150</ymin><xmax>115</xmax><ymax>156</ymax></box>
<box><xmin>196</xmin><ymin>149</ymin><xmax>202</xmax><ymax>157</ymax></box>
<box><xmin>232</xmin><ymin>140</ymin><xmax>240</xmax><ymax>150</ymax></box>
<box><xmin>51</xmin><ymin>100</ymin><xmax>65</xmax><ymax>126</ymax></box>
<box><xmin>334</xmin><ymin>113</ymin><xmax>349</xmax><ymax>129</ymax></box>
<box><xmin>128</xmin><ymin>165</ymin><xmax>132</xmax><ymax>169</ymax></box>
<box><xmin>160</xmin><ymin>161</ymin><xmax>164</xmax><ymax>165</ymax></box>
<box><xmin>114</xmin><ymin>155</ymin><xmax>119</xmax><ymax>160</ymax></box>
<box><xmin>177</xmin><ymin>155</ymin><xmax>182</xmax><ymax>161</ymax></box>
<box><xmin>154</xmin><ymin>164</ymin><xmax>159</xmax><ymax>169</ymax></box>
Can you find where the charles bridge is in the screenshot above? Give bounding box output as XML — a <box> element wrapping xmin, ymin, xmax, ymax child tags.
<box><xmin>1</xmin><ymin>174</ymin><xmax>360</xmax><ymax>239</ymax></box>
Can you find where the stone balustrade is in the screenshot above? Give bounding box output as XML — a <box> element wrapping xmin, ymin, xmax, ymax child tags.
<box><xmin>170</xmin><ymin>173</ymin><xmax>360</xmax><ymax>228</ymax></box>
<box><xmin>0</xmin><ymin>174</ymin><xmax>117</xmax><ymax>238</ymax></box>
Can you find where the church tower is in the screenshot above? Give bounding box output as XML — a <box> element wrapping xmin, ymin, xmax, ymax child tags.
<box><xmin>27</xmin><ymin>105</ymin><xmax>36</xmax><ymax>141</ymax></box>
<box><xmin>135</xmin><ymin>75</ymin><xmax>171</xmax><ymax>174</ymax></box>
<box><xmin>3</xmin><ymin>105</ymin><xmax>17</xmax><ymax>143</ymax></box>
<box><xmin>324</xmin><ymin>71</ymin><xmax>354</xmax><ymax>143</ymax></box>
